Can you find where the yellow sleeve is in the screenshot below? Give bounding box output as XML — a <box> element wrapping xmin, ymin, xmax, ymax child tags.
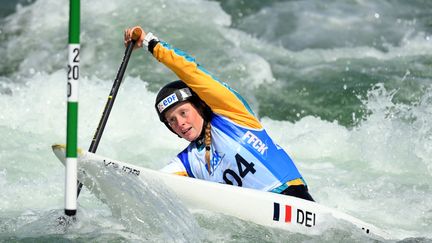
<box><xmin>152</xmin><ymin>42</ymin><xmax>262</xmax><ymax>129</ymax></box>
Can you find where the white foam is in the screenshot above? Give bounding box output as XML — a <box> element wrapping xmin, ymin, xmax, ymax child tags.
<box><xmin>1</xmin><ymin>0</ymin><xmax>431</xmax><ymax>240</ymax></box>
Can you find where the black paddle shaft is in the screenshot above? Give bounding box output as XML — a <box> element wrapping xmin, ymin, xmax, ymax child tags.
<box><xmin>77</xmin><ymin>37</ymin><xmax>138</xmax><ymax>197</ymax></box>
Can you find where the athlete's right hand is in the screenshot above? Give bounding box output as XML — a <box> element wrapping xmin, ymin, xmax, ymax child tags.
<box><xmin>124</xmin><ymin>26</ymin><xmax>146</xmax><ymax>50</ymax></box>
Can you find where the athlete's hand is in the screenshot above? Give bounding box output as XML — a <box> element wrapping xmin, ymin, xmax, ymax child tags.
<box><xmin>124</xmin><ymin>26</ymin><xmax>146</xmax><ymax>50</ymax></box>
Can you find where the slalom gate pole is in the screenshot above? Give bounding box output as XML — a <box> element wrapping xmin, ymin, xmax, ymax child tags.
<box><xmin>65</xmin><ymin>0</ymin><xmax>80</xmax><ymax>217</ymax></box>
<box><xmin>76</xmin><ymin>28</ymin><xmax>142</xmax><ymax>198</ymax></box>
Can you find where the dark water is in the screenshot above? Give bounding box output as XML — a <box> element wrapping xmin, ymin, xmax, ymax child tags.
<box><xmin>216</xmin><ymin>0</ymin><xmax>432</xmax><ymax>126</ymax></box>
<box><xmin>0</xmin><ymin>0</ymin><xmax>31</xmax><ymax>17</ymax></box>
<box><xmin>0</xmin><ymin>0</ymin><xmax>431</xmax><ymax>242</ymax></box>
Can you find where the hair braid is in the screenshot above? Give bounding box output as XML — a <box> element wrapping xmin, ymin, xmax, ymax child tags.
<box><xmin>204</xmin><ymin>122</ymin><xmax>212</xmax><ymax>173</ymax></box>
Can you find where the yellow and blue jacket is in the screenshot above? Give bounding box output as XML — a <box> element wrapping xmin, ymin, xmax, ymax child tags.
<box><xmin>151</xmin><ymin>40</ymin><xmax>305</xmax><ymax>192</ymax></box>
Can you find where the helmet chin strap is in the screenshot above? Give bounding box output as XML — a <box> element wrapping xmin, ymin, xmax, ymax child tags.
<box><xmin>194</xmin><ymin>120</ymin><xmax>208</xmax><ymax>140</ymax></box>
<box><xmin>194</xmin><ymin>120</ymin><xmax>208</xmax><ymax>146</ymax></box>
<box><xmin>193</xmin><ymin>101</ymin><xmax>212</xmax><ymax>146</ymax></box>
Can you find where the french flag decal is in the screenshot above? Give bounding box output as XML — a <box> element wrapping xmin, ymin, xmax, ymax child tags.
<box><xmin>273</xmin><ymin>202</ymin><xmax>292</xmax><ymax>223</ymax></box>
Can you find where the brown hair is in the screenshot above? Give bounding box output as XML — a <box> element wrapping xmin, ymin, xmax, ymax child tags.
<box><xmin>204</xmin><ymin>122</ymin><xmax>212</xmax><ymax>173</ymax></box>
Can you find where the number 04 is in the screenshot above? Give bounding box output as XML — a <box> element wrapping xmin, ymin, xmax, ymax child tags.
<box><xmin>223</xmin><ymin>154</ymin><xmax>256</xmax><ymax>186</ymax></box>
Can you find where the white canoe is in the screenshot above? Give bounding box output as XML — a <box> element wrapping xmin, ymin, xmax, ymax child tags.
<box><xmin>52</xmin><ymin>144</ymin><xmax>391</xmax><ymax>240</ymax></box>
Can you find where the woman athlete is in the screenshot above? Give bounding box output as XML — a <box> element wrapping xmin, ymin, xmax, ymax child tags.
<box><xmin>124</xmin><ymin>26</ymin><xmax>314</xmax><ymax>201</ymax></box>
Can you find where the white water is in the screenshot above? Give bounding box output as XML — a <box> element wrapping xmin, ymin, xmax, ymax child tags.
<box><xmin>1</xmin><ymin>0</ymin><xmax>431</xmax><ymax>242</ymax></box>
<box><xmin>1</xmin><ymin>70</ymin><xmax>431</xmax><ymax>241</ymax></box>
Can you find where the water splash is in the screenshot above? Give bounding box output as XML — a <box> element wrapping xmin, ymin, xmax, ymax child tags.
<box><xmin>78</xmin><ymin>160</ymin><xmax>203</xmax><ymax>242</ymax></box>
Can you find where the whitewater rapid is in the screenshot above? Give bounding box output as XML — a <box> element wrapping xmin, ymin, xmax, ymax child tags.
<box><xmin>1</xmin><ymin>0</ymin><xmax>431</xmax><ymax>242</ymax></box>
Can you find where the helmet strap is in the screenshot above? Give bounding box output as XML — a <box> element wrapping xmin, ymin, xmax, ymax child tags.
<box><xmin>194</xmin><ymin>120</ymin><xmax>208</xmax><ymax>147</ymax></box>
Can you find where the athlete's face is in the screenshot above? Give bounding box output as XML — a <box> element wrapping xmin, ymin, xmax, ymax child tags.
<box><xmin>164</xmin><ymin>102</ymin><xmax>204</xmax><ymax>142</ymax></box>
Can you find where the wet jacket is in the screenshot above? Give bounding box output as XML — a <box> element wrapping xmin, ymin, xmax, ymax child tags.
<box><xmin>150</xmin><ymin>39</ymin><xmax>306</xmax><ymax>192</ymax></box>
